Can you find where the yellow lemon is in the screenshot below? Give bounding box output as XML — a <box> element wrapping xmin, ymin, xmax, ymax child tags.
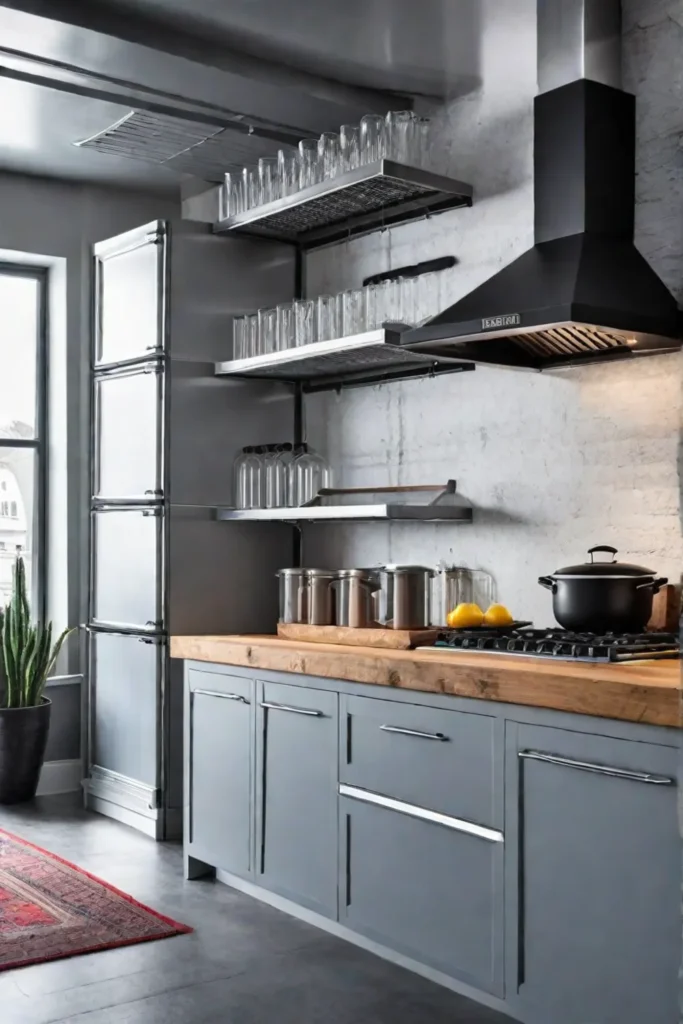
<box><xmin>447</xmin><ymin>603</ymin><xmax>484</xmax><ymax>629</ymax></box>
<box><xmin>483</xmin><ymin>603</ymin><xmax>514</xmax><ymax>626</ymax></box>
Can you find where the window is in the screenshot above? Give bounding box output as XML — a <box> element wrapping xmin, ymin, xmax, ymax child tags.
<box><xmin>0</xmin><ymin>265</ymin><xmax>47</xmax><ymax>613</ymax></box>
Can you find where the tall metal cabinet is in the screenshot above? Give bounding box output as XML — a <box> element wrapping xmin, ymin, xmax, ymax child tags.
<box><xmin>85</xmin><ymin>219</ymin><xmax>296</xmax><ymax>838</ymax></box>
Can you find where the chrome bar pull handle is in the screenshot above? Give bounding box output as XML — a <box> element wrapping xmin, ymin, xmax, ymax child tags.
<box><xmin>519</xmin><ymin>750</ymin><xmax>674</xmax><ymax>785</ymax></box>
<box><xmin>261</xmin><ymin>701</ymin><xmax>323</xmax><ymax>717</ymax></box>
<box><xmin>380</xmin><ymin>724</ymin><xmax>448</xmax><ymax>742</ymax></box>
<box><xmin>193</xmin><ymin>689</ymin><xmax>249</xmax><ymax>704</ymax></box>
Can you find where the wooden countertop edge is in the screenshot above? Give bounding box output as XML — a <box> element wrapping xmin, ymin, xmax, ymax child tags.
<box><xmin>170</xmin><ymin>636</ymin><xmax>682</xmax><ymax>729</ymax></box>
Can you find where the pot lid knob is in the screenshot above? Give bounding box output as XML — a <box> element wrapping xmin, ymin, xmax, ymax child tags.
<box><xmin>587</xmin><ymin>545</ymin><xmax>618</xmax><ymax>564</ymax></box>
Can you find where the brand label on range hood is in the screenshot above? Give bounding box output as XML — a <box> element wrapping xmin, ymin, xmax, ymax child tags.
<box><xmin>481</xmin><ymin>313</ymin><xmax>521</xmax><ymax>330</ymax></box>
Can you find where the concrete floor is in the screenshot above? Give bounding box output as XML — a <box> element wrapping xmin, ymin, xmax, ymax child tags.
<box><xmin>0</xmin><ymin>796</ymin><xmax>513</xmax><ymax>1023</ymax></box>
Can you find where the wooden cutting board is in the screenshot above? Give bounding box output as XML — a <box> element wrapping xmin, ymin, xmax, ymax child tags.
<box><xmin>647</xmin><ymin>584</ymin><xmax>680</xmax><ymax>632</ymax></box>
<box><xmin>276</xmin><ymin>622</ymin><xmax>440</xmax><ymax>650</ymax></box>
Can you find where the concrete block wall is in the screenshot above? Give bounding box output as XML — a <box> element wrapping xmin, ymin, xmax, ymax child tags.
<box><xmin>303</xmin><ymin>0</ymin><xmax>683</xmax><ymax>626</ymax></box>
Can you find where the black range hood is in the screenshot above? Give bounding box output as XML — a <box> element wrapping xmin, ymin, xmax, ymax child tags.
<box><xmin>404</xmin><ymin>2</ymin><xmax>682</xmax><ymax>369</ymax></box>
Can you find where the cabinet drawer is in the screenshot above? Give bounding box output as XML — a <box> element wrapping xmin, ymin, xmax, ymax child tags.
<box><xmin>341</xmin><ymin>694</ymin><xmax>500</xmax><ymax>828</ymax></box>
<box><xmin>340</xmin><ymin>795</ymin><xmax>503</xmax><ymax>995</ymax></box>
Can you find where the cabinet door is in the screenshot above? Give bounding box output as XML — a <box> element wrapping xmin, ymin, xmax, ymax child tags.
<box><xmin>94</xmin><ymin>363</ymin><xmax>164</xmax><ymax>501</ymax></box>
<box><xmin>94</xmin><ymin>222</ymin><xmax>166</xmax><ymax>368</ymax></box>
<box><xmin>340</xmin><ymin>792</ymin><xmax>504</xmax><ymax>995</ymax></box>
<box><xmin>91</xmin><ymin>507</ymin><xmax>163</xmax><ymax>630</ymax></box>
<box><xmin>507</xmin><ymin>724</ymin><xmax>679</xmax><ymax>1024</ymax></box>
<box><xmin>187</xmin><ymin>670</ymin><xmax>254</xmax><ymax>877</ymax></box>
<box><xmin>256</xmin><ymin>681</ymin><xmax>338</xmax><ymax>917</ymax></box>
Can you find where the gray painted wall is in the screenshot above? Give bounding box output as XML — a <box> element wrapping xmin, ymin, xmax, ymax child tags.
<box><xmin>302</xmin><ymin>0</ymin><xmax>683</xmax><ymax>626</ymax></box>
<box><xmin>0</xmin><ymin>171</ymin><xmax>179</xmax><ymax>765</ymax></box>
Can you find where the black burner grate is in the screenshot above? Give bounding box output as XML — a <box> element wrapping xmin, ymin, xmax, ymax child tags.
<box><xmin>435</xmin><ymin>629</ymin><xmax>680</xmax><ymax>662</ymax></box>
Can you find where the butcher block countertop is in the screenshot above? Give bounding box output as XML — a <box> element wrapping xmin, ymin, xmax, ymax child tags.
<box><xmin>170</xmin><ymin>635</ymin><xmax>681</xmax><ymax>728</ymax></box>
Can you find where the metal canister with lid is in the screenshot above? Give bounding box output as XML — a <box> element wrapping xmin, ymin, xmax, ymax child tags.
<box><xmin>331</xmin><ymin>569</ymin><xmax>380</xmax><ymax>628</ymax></box>
<box><xmin>374</xmin><ymin>565</ymin><xmax>435</xmax><ymax>629</ymax></box>
<box><xmin>276</xmin><ymin>568</ymin><xmax>336</xmax><ymax>625</ymax></box>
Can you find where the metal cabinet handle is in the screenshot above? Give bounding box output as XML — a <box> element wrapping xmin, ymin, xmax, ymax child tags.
<box><xmin>261</xmin><ymin>701</ymin><xmax>323</xmax><ymax>717</ymax></box>
<box><xmin>380</xmin><ymin>724</ymin><xmax>448</xmax><ymax>742</ymax></box>
<box><xmin>193</xmin><ymin>688</ymin><xmax>249</xmax><ymax>704</ymax></box>
<box><xmin>519</xmin><ymin>750</ymin><xmax>674</xmax><ymax>786</ymax></box>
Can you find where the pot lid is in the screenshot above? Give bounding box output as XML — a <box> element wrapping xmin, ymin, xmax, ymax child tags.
<box><xmin>553</xmin><ymin>546</ymin><xmax>655</xmax><ymax>577</ymax></box>
<box><xmin>381</xmin><ymin>564</ymin><xmax>435</xmax><ymax>575</ymax></box>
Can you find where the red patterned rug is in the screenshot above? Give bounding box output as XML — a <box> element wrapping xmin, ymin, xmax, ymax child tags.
<box><xmin>0</xmin><ymin>828</ymin><xmax>191</xmax><ymax>971</ymax></box>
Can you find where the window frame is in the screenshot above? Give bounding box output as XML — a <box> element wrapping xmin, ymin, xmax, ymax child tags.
<box><xmin>0</xmin><ymin>261</ymin><xmax>48</xmax><ymax>621</ymax></box>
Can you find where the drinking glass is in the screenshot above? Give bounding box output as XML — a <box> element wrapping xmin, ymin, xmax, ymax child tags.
<box><xmin>219</xmin><ymin>176</ymin><xmax>230</xmax><ymax>221</ymax></box>
<box><xmin>294</xmin><ymin>299</ymin><xmax>316</xmax><ymax>346</ymax></box>
<box><xmin>419</xmin><ymin>270</ymin><xmax>443</xmax><ymax>321</ymax></box>
<box><xmin>277</xmin><ymin>303</ymin><xmax>296</xmax><ymax>351</ymax></box>
<box><xmin>340</xmin><ymin>125</ymin><xmax>361</xmax><ymax>171</ymax></box>
<box><xmin>398</xmin><ymin>276</ymin><xmax>418</xmax><ymax>326</ymax></box>
<box><xmin>382</xmin><ymin>279</ymin><xmax>402</xmax><ymax>325</ymax></box>
<box><xmin>341</xmin><ymin>288</ymin><xmax>365</xmax><ymax>337</ymax></box>
<box><xmin>318</xmin><ymin>132</ymin><xmax>340</xmax><ymax>180</ymax></box>
<box><xmin>242</xmin><ymin>314</ymin><xmax>258</xmax><ymax>358</ymax></box>
<box><xmin>257</xmin><ymin>307</ymin><xmax>277</xmax><ymax>354</ymax></box>
<box><xmin>278</xmin><ymin>148</ymin><xmax>298</xmax><ymax>196</ymax></box>
<box><xmin>242</xmin><ymin>166</ymin><xmax>258</xmax><ymax>210</ymax></box>
<box><xmin>317</xmin><ymin>294</ymin><xmax>340</xmax><ymax>342</ymax></box>
<box><xmin>298</xmin><ymin>139</ymin><xmax>322</xmax><ymax>189</ymax></box>
<box><xmin>232</xmin><ymin>315</ymin><xmax>246</xmax><ymax>360</ymax></box>
<box><xmin>360</xmin><ymin>114</ymin><xmax>386</xmax><ymax>165</ymax></box>
<box><xmin>258</xmin><ymin>156</ymin><xmax>279</xmax><ymax>205</ymax></box>
<box><xmin>415</xmin><ymin>116</ymin><xmax>432</xmax><ymax>169</ymax></box>
<box><xmin>386</xmin><ymin>110</ymin><xmax>416</xmax><ymax>164</ymax></box>
<box><xmin>364</xmin><ymin>281</ymin><xmax>384</xmax><ymax>330</ymax></box>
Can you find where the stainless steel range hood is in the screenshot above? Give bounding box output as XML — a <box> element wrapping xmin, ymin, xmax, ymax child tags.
<box><xmin>403</xmin><ymin>0</ymin><xmax>682</xmax><ymax>369</ymax></box>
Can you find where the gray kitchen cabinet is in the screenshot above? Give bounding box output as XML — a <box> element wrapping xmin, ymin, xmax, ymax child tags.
<box><xmin>340</xmin><ymin>693</ymin><xmax>501</xmax><ymax>828</ymax></box>
<box><xmin>506</xmin><ymin>722</ymin><xmax>679</xmax><ymax>1024</ymax></box>
<box><xmin>256</xmin><ymin>680</ymin><xmax>338</xmax><ymax>917</ymax></box>
<box><xmin>91</xmin><ymin>506</ymin><xmax>163</xmax><ymax>631</ymax></box>
<box><xmin>339</xmin><ymin>789</ymin><xmax>504</xmax><ymax>996</ymax></box>
<box><xmin>186</xmin><ymin>669</ymin><xmax>254</xmax><ymax>878</ymax></box>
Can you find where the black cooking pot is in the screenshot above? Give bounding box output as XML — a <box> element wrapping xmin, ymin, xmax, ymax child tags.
<box><xmin>538</xmin><ymin>546</ymin><xmax>667</xmax><ymax>632</ymax></box>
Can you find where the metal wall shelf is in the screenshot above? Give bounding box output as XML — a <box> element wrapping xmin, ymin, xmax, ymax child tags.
<box><xmin>215</xmin><ymin>328</ymin><xmax>473</xmax><ymax>391</ymax></box>
<box><xmin>213</xmin><ymin>161</ymin><xmax>473</xmax><ymax>249</ymax></box>
<box><xmin>216</xmin><ymin>482</ymin><xmax>473</xmax><ymax>524</ymax></box>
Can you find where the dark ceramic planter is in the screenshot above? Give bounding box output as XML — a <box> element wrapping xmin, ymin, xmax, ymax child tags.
<box><xmin>0</xmin><ymin>698</ymin><xmax>51</xmax><ymax>804</ymax></box>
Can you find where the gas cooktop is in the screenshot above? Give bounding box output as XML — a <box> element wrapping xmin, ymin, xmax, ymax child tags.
<box><xmin>427</xmin><ymin>628</ymin><xmax>680</xmax><ymax>663</ymax></box>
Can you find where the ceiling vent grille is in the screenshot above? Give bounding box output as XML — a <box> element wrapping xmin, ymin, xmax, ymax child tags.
<box><xmin>76</xmin><ymin>110</ymin><xmax>287</xmax><ymax>182</ymax></box>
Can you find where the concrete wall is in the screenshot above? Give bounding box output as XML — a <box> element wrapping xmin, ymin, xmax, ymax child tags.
<box><xmin>304</xmin><ymin>0</ymin><xmax>683</xmax><ymax>627</ymax></box>
<box><xmin>0</xmin><ymin>172</ymin><xmax>178</xmax><ymax>763</ymax></box>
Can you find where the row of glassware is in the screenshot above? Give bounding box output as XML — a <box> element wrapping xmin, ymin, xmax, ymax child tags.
<box><xmin>219</xmin><ymin>110</ymin><xmax>433</xmax><ymax>220</ymax></box>
<box><xmin>234</xmin><ymin>443</ymin><xmax>333</xmax><ymax>510</ymax></box>
<box><xmin>232</xmin><ymin>269</ymin><xmax>448</xmax><ymax>360</ymax></box>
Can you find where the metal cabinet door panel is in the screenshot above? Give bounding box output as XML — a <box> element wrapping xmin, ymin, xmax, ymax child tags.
<box><xmin>188</xmin><ymin>670</ymin><xmax>253</xmax><ymax>877</ymax></box>
<box><xmin>92</xmin><ymin>508</ymin><xmax>162</xmax><ymax>630</ymax></box>
<box><xmin>341</xmin><ymin>694</ymin><xmax>500</xmax><ymax>828</ymax></box>
<box><xmin>95</xmin><ymin>223</ymin><xmax>166</xmax><ymax>368</ymax></box>
<box><xmin>90</xmin><ymin>632</ymin><xmax>161</xmax><ymax>787</ymax></box>
<box><xmin>94</xmin><ymin>364</ymin><xmax>163</xmax><ymax>501</ymax></box>
<box><xmin>340</xmin><ymin>796</ymin><xmax>503</xmax><ymax>996</ymax></box>
<box><xmin>507</xmin><ymin>724</ymin><xmax>678</xmax><ymax>1024</ymax></box>
<box><xmin>257</xmin><ymin>681</ymin><xmax>338</xmax><ymax>918</ymax></box>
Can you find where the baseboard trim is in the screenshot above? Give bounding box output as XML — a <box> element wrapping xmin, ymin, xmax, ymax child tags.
<box><xmin>85</xmin><ymin>792</ymin><xmax>163</xmax><ymax>839</ymax></box>
<box><xmin>83</xmin><ymin>765</ymin><xmax>179</xmax><ymax>841</ymax></box>
<box><xmin>213</xmin><ymin>869</ymin><xmax>513</xmax><ymax>1020</ymax></box>
<box><xmin>37</xmin><ymin>758</ymin><xmax>82</xmax><ymax>796</ymax></box>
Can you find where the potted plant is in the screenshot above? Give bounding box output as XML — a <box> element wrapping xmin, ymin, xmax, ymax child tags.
<box><xmin>0</xmin><ymin>557</ymin><xmax>73</xmax><ymax>804</ymax></box>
